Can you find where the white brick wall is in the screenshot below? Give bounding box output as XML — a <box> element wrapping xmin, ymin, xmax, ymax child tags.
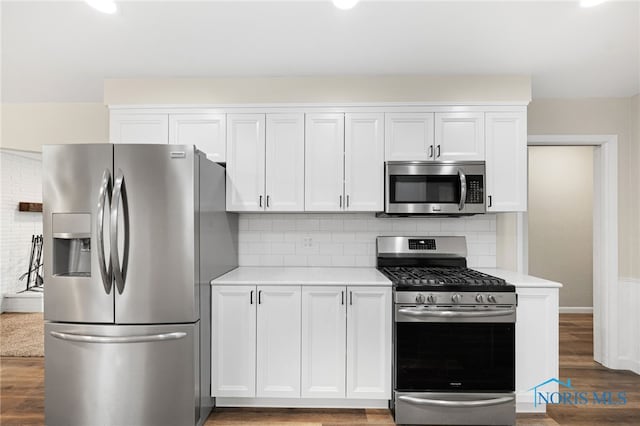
<box><xmin>0</xmin><ymin>149</ymin><xmax>43</xmax><ymax>307</ymax></box>
<box><xmin>239</xmin><ymin>213</ymin><xmax>497</xmax><ymax>268</ymax></box>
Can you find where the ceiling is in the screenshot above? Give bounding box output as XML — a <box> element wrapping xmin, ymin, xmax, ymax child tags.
<box><xmin>2</xmin><ymin>0</ymin><xmax>639</xmax><ymax>103</ymax></box>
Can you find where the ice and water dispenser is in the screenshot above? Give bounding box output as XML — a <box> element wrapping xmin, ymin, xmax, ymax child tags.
<box><xmin>51</xmin><ymin>213</ymin><xmax>91</xmax><ymax>277</ymax></box>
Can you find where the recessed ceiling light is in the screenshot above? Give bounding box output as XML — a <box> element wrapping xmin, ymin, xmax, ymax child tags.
<box><xmin>86</xmin><ymin>0</ymin><xmax>117</xmax><ymax>14</ymax></box>
<box><xmin>333</xmin><ymin>0</ymin><xmax>360</xmax><ymax>10</ymax></box>
<box><xmin>580</xmin><ymin>0</ymin><xmax>608</xmax><ymax>7</ymax></box>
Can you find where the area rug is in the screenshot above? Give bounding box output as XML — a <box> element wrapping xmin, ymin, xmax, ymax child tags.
<box><xmin>0</xmin><ymin>312</ymin><xmax>44</xmax><ymax>357</ymax></box>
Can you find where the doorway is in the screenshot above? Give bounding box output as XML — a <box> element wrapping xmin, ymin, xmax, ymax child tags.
<box><xmin>519</xmin><ymin>135</ymin><xmax>618</xmax><ymax>369</ymax></box>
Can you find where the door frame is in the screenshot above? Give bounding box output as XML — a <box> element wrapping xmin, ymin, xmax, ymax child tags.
<box><xmin>519</xmin><ymin>134</ymin><xmax>618</xmax><ymax>369</ymax></box>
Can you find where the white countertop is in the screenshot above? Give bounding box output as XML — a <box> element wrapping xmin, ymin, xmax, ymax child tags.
<box><xmin>474</xmin><ymin>268</ymin><xmax>563</xmax><ymax>288</ymax></box>
<box><xmin>211</xmin><ymin>267</ymin><xmax>393</xmax><ymax>286</ymax></box>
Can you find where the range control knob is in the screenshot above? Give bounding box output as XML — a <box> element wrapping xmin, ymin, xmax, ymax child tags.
<box><xmin>415</xmin><ymin>293</ymin><xmax>426</xmax><ymax>304</ymax></box>
<box><xmin>427</xmin><ymin>294</ymin><xmax>436</xmax><ymax>304</ymax></box>
<box><xmin>475</xmin><ymin>294</ymin><xmax>485</xmax><ymax>303</ymax></box>
<box><xmin>487</xmin><ymin>294</ymin><xmax>497</xmax><ymax>304</ymax></box>
<box><xmin>451</xmin><ymin>293</ymin><xmax>462</xmax><ymax>304</ymax></box>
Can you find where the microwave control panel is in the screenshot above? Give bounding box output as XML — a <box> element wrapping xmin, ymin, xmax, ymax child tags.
<box><xmin>466</xmin><ymin>176</ymin><xmax>484</xmax><ymax>204</ymax></box>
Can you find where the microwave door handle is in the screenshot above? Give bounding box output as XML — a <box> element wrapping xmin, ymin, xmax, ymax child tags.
<box><xmin>458</xmin><ymin>169</ymin><xmax>467</xmax><ymax>211</ymax></box>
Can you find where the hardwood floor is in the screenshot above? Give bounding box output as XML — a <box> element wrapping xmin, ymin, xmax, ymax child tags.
<box><xmin>1</xmin><ymin>314</ymin><xmax>638</xmax><ymax>425</ymax></box>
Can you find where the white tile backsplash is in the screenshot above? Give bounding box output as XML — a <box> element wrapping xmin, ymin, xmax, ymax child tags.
<box><xmin>238</xmin><ymin>213</ymin><xmax>497</xmax><ymax>268</ymax></box>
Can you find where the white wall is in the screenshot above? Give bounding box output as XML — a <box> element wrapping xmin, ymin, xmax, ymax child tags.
<box><xmin>0</xmin><ymin>149</ymin><xmax>43</xmax><ymax>307</ymax></box>
<box><xmin>528</xmin><ymin>146</ymin><xmax>594</xmax><ymax>308</ymax></box>
<box><xmin>238</xmin><ymin>213</ymin><xmax>496</xmax><ymax>268</ymax></box>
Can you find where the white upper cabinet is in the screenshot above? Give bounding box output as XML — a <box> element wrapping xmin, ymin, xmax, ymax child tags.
<box><xmin>226</xmin><ymin>114</ymin><xmax>266</xmax><ymax>211</ymax></box>
<box><xmin>485</xmin><ymin>111</ymin><xmax>527</xmax><ymax>212</ymax></box>
<box><xmin>385</xmin><ymin>113</ymin><xmax>435</xmax><ymax>161</ymax></box>
<box><xmin>434</xmin><ymin>112</ymin><xmax>485</xmax><ymax>161</ymax></box>
<box><xmin>301</xmin><ymin>286</ymin><xmax>347</xmax><ymax>398</ymax></box>
<box><xmin>305</xmin><ymin>113</ymin><xmax>345</xmax><ymax>212</ymax></box>
<box><xmin>344</xmin><ymin>113</ymin><xmax>384</xmax><ymax>211</ymax></box>
<box><xmin>256</xmin><ymin>286</ymin><xmax>301</xmax><ymax>398</ymax></box>
<box><xmin>265</xmin><ymin>114</ymin><xmax>305</xmax><ymax>212</ymax></box>
<box><xmin>211</xmin><ymin>285</ymin><xmax>256</xmax><ymax>398</ymax></box>
<box><xmin>346</xmin><ymin>287</ymin><xmax>391</xmax><ymax>400</ymax></box>
<box><xmin>169</xmin><ymin>114</ymin><xmax>226</xmax><ymax>162</ymax></box>
<box><xmin>110</xmin><ymin>113</ymin><xmax>169</xmax><ymax>144</ymax></box>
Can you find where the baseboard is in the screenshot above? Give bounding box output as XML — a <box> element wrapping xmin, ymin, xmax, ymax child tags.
<box><xmin>1</xmin><ymin>292</ymin><xmax>44</xmax><ymax>313</ymax></box>
<box><xmin>559</xmin><ymin>307</ymin><xmax>593</xmax><ymax>314</ymax></box>
<box><xmin>215</xmin><ymin>397</ymin><xmax>389</xmax><ymax>409</ymax></box>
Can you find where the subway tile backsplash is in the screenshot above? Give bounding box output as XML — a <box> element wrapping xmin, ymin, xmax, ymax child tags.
<box><xmin>238</xmin><ymin>213</ymin><xmax>496</xmax><ymax>268</ymax></box>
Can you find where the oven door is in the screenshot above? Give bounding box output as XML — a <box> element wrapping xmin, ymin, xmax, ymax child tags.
<box><xmin>385</xmin><ymin>161</ymin><xmax>485</xmax><ymax>215</ymax></box>
<box><xmin>394</xmin><ymin>305</ymin><xmax>515</xmax><ymax>392</ymax></box>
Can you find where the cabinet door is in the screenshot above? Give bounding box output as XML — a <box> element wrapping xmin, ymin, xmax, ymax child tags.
<box><xmin>305</xmin><ymin>114</ymin><xmax>345</xmax><ymax>211</ymax></box>
<box><xmin>265</xmin><ymin>114</ymin><xmax>305</xmax><ymax>212</ymax></box>
<box><xmin>211</xmin><ymin>285</ymin><xmax>256</xmax><ymax>397</ymax></box>
<box><xmin>226</xmin><ymin>114</ymin><xmax>266</xmax><ymax>211</ymax></box>
<box><xmin>485</xmin><ymin>112</ymin><xmax>527</xmax><ymax>212</ymax></box>
<box><xmin>109</xmin><ymin>113</ymin><xmax>168</xmax><ymax>144</ymax></box>
<box><xmin>301</xmin><ymin>286</ymin><xmax>346</xmax><ymax>398</ymax></box>
<box><xmin>515</xmin><ymin>288</ymin><xmax>559</xmax><ymax>411</ymax></box>
<box><xmin>256</xmin><ymin>286</ymin><xmax>302</xmax><ymax>398</ymax></box>
<box><xmin>344</xmin><ymin>113</ymin><xmax>384</xmax><ymax>211</ymax></box>
<box><xmin>434</xmin><ymin>112</ymin><xmax>485</xmax><ymax>161</ymax></box>
<box><xmin>384</xmin><ymin>113</ymin><xmax>434</xmax><ymax>161</ymax></box>
<box><xmin>169</xmin><ymin>114</ymin><xmax>226</xmax><ymax>162</ymax></box>
<box><xmin>346</xmin><ymin>287</ymin><xmax>392</xmax><ymax>399</ymax></box>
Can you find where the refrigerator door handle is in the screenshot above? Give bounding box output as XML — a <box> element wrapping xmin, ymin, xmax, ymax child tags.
<box><xmin>97</xmin><ymin>169</ymin><xmax>113</xmax><ymax>294</ymax></box>
<box><xmin>50</xmin><ymin>330</ymin><xmax>187</xmax><ymax>344</ymax></box>
<box><xmin>110</xmin><ymin>169</ymin><xmax>129</xmax><ymax>295</ymax></box>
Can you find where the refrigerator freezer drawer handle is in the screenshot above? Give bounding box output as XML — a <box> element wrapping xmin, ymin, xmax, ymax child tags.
<box><xmin>398</xmin><ymin>395</ymin><xmax>514</xmax><ymax>408</ymax></box>
<box><xmin>110</xmin><ymin>169</ymin><xmax>129</xmax><ymax>295</ymax></box>
<box><xmin>97</xmin><ymin>169</ymin><xmax>113</xmax><ymax>294</ymax></box>
<box><xmin>50</xmin><ymin>331</ymin><xmax>187</xmax><ymax>344</ymax></box>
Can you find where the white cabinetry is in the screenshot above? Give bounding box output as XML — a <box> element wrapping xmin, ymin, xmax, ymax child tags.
<box><xmin>434</xmin><ymin>112</ymin><xmax>484</xmax><ymax>161</ymax></box>
<box><xmin>301</xmin><ymin>286</ymin><xmax>391</xmax><ymax>399</ymax></box>
<box><xmin>226</xmin><ymin>114</ymin><xmax>304</xmax><ymax>212</ymax></box>
<box><xmin>385</xmin><ymin>113</ymin><xmax>434</xmax><ymax>161</ymax></box>
<box><xmin>345</xmin><ymin>113</ymin><xmax>384</xmax><ymax>211</ymax></box>
<box><xmin>256</xmin><ymin>286</ymin><xmax>302</xmax><ymax>398</ymax></box>
<box><xmin>306</xmin><ymin>113</ymin><xmax>383</xmax><ymax>212</ymax></box>
<box><xmin>346</xmin><ymin>287</ymin><xmax>392</xmax><ymax>399</ymax></box>
<box><xmin>515</xmin><ymin>287</ymin><xmax>559</xmax><ymax>412</ymax></box>
<box><xmin>226</xmin><ymin>114</ymin><xmax>266</xmax><ymax>211</ymax></box>
<box><xmin>212</xmin><ymin>285</ymin><xmax>302</xmax><ymax>398</ymax></box>
<box><xmin>169</xmin><ymin>114</ymin><xmax>226</xmax><ymax>162</ymax></box>
<box><xmin>211</xmin><ymin>285</ymin><xmax>256</xmax><ymax>397</ymax></box>
<box><xmin>485</xmin><ymin>112</ymin><xmax>527</xmax><ymax>212</ymax></box>
<box><xmin>305</xmin><ymin>114</ymin><xmax>345</xmax><ymax>211</ymax></box>
<box><xmin>110</xmin><ymin>113</ymin><xmax>169</xmax><ymax>144</ymax></box>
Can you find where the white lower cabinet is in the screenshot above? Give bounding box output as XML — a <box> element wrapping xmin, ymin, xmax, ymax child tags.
<box><xmin>213</xmin><ymin>284</ymin><xmax>392</xmax><ymax>403</ymax></box>
<box><xmin>212</xmin><ymin>285</ymin><xmax>301</xmax><ymax>398</ymax></box>
<box><xmin>346</xmin><ymin>287</ymin><xmax>392</xmax><ymax>399</ymax></box>
<box><xmin>301</xmin><ymin>286</ymin><xmax>392</xmax><ymax>399</ymax></box>
<box><xmin>256</xmin><ymin>286</ymin><xmax>301</xmax><ymax>398</ymax></box>
<box><xmin>211</xmin><ymin>285</ymin><xmax>256</xmax><ymax>397</ymax></box>
<box><xmin>301</xmin><ymin>286</ymin><xmax>347</xmax><ymax>398</ymax></box>
<box><xmin>515</xmin><ymin>287</ymin><xmax>559</xmax><ymax>412</ymax></box>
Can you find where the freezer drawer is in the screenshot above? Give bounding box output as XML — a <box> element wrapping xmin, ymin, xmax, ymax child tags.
<box><xmin>45</xmin><ymin>322</ymin><xmax>199</xmax><ymax>426</ymax></box>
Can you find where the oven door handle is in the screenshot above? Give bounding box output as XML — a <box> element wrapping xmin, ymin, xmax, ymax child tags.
<box><xmin>397</xmin><ymin>307</ymin><xmax>516</xmax><ymax>318</ymax></box>
<box><xmin>398</xmin><ymin>395</ymin><xmax>514</xmax><ymax>408</ymax></box>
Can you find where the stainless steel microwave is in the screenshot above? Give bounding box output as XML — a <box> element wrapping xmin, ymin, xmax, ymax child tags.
<box><xmin>383</xmin><ymin>161</ymin><xmax>486</xmax><ymax>216</ymax></box>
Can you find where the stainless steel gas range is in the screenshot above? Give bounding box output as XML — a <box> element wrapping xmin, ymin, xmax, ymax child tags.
<box><xmin>377</xmin><ymin>236</ymin><xmax>516</xmax><ymax>426</ymax></box>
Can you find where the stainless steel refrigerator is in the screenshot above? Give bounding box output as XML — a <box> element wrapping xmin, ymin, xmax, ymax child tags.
<box><xmin>42</xmin><ymin>144</ymin><xmax>237</xmax><ymax>426</ymax></box>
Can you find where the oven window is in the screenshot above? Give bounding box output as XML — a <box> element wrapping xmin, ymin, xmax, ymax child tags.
<box><xmin>395</xmin><ymin>322</ymin><xmax>514</xmax><ymax>392</ymax></box>
<box><xmin>390</xmin><ymin>175</ymin><xmax>460</xmax><ymax>203</ymax></box>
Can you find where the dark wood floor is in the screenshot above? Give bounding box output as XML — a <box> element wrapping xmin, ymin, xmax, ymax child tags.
<box><xmin>1</xmin><ymin>314</ymin><xmax>638</xmax><ymax>425</ymax></box>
